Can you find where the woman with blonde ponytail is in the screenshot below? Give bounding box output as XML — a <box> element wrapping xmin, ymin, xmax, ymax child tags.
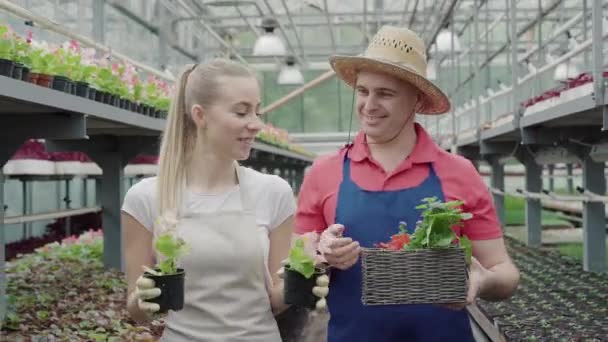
<box><xmin>122</xmin><ymin>59</ymin><xmax>327</xmax><ymax>342</ymax></box>
<box><xmin>120</xmin><ymin>59</ymin><xmax>327</xmax><ymax>341</ymax></box>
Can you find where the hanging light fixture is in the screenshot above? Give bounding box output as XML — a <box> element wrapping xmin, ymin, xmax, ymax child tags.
<box><xmin>278</xmin><ymin>55</ymin><xmax>304</xmax><ymax>85</ymax></box>
<box><xmin>435</xmin><ymin>28</ymin><xmax>462</xmax><ymax>54</ymax></box>
<box><xmin>253</xmin><ymin>17</ymin><xmax>286</xmax><ymax>56</ymax></box>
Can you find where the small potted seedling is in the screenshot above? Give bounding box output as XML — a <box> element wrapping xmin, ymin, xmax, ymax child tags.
<box><xmin>283</xmin><ymin>236</ymin><xmax>327</xmax><ymax>310</ymax></box>
<box><xmin>143</xmin><ymin>215</ymin><xmax>188</xmax><ymax>313</ymax></box>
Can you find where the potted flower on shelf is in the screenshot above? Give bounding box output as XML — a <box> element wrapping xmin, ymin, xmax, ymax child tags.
<box><xmin>143</xmin><ymin>215</ymin><xmax>189</xmax><ymax>313</ymax></box>
<box><xmin>361</xmin><ymin>197</ymin><xmax>473</xmax><ymax>306</ymax></box>
<box><xmin>283</xmin><ymin>235</ymin><xmax>328</xmax><ymax>310</ymax></box>
<box><xmin>0</xmin><ymin>24</ymin><xmax>15</xmax><ymax>77</ymax></box>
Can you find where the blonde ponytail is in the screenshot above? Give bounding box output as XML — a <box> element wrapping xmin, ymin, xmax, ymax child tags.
<box><xmin>157</xmin><ymin>64</ymin><xmax>196</xmax><ymax>222</ymax></box>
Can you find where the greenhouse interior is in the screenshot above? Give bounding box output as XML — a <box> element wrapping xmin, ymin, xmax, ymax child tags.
<box><xmin>0</xmin><ymin>0</ymin><xmax>607</xmax><ymax>340</ymax></box>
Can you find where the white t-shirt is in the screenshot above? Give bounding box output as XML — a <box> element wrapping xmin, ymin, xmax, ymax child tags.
<box><xmin>122</xmin><ymin>167</ymin><xmax>295</xmax><ymax>233</ymax></box>
<box><xmin>121</xmin><ymin>166</ymin><xmax>296</xmax><ymax>285</ymax></box>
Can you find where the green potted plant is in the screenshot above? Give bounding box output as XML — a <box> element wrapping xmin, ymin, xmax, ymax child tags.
<box><xmin>26</xmin><ymin>46</ymin><xmax>55</xmax><ymax>87</ymax></box>
<box><xmin>143</xmin><ymin>215</ymin><xmax>189</xmax><ymax>313</ymax></box>
<box><xmin>0</xmin><ymin>24</ymin><xmax>15</xmax><ymax>77</ymax></box>
<box><xmin>283</xmin><ymin>236</ymin><xmax>327</xmax><ymax>310</ymax></box>
<box><xmin>361</xmin><ymin>197</ymin><xmax>473</xmax><ymax>306</ymax></box>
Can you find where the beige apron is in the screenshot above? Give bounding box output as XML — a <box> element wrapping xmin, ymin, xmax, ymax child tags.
<box><xmin>160</xmin><ymin>166</ymin><xmax>281</xmax><ymax>341</ymax></box>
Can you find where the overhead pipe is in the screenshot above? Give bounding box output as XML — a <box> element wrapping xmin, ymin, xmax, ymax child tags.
<box><xmin>260</xmin><ymin>70</ymin><xmax>335</xmax><ymax>115</ymax></box>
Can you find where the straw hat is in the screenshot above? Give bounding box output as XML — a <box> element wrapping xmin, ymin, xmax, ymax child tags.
<box><xmin>330</xmin><ymin>26</ymin><xmax>451</xmax><ymax>114</ymax></box>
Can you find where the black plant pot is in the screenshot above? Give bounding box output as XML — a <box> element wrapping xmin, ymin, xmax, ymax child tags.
<box><xmin>11</xmin><ymin>63</ymin><xmax>23</xmax><ymax>80</ymax></box>
<box><xmin>95</xmin><ymin>90</ymin><xmax>104</xmax><ymax>102</ymax></box>
<box><xmin>76</xmin><ymin>82</ymin><xmax>89</xmax><ymax>98</ymax></box>
<box><xmin>159</xmin><ymin>110</ymin><xmax>168</xmax><ymax>119</ymax></box>
<box><xmin>21</xmin><ymin>66</ymin><xmax>30</xmax><ymax>81</ymax></box>
<box><xmin>88</xmin><ymin>87</ymin><xmax>97</xmax><ymax>100</ymax></box>
<box><xmin>52</xmin><ymin>76</ymin><xmax>71</xmax><ymax>93</ymax></box>
<box><xmin>130</xmin><ymin>101</ymin><xmax>138</xmax><ymax>112</ymax></box>
<box><xmin>0</xmin><ymin>58</ymin><xmax>14</xmax><ymax>77</ymax></box>
<box><xmin>143</xmin><ymin>268</ymin><xmax>185</xmax><ymax>313</ymax></box>
<box><xmin>141</xmin><ymin>104</ymin><xmax>148</xmax><ymax>115</ymax></box>
<box><xmin>69</xmin><ymin>81</ymin><xmax>76</xmax><ymax>95</ymax></box>
<box><xmin>124</xmin><ymin>99</ymin><xmax>132</xmax><ymax>110</ymax></box>
<box><xmin>283</xmin><ymin>266</ymin><xmax>326</xmax><ymax>309</ymax></box>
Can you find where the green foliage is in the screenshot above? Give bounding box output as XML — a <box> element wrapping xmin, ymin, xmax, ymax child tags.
<box><xmin>404</xmin><ymin>197</ymin><xmax>473</xmax><ymax>264</ymax></box>
<box><xmin>287</xmin><ymin>238</ymin><xmax>315</xmax><ymax>279</ymax></box>
<box><xmin>154</xmin><ymin>233</ymin><xmax>188</xmax><ymax>275</ymax></box>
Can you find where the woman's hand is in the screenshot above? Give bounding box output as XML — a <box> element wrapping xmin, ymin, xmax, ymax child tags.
<box><xmin>312</xmin><ymin>274</ymin><xmax>330</xmax><ymax>312</ymax></box>
<box><xmin>129</xmin><ymin>269</ymin><xmax>162</xmax><ymax>314</ymax></box>
<box><xmin>319</xmin><ymin>224</ymin><xmax>361</xmax><ymax>270</ymax></box>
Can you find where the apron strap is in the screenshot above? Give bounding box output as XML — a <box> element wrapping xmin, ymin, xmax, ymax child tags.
<box><xmin>235</xmin><ymin>164</ymin><xmax>255</xmax><ymax>213</ymax></box>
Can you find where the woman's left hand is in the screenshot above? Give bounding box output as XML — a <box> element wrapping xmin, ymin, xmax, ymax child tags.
<box><xmin>443</xmin><ymin>256</ymin><xmax>490</xmax><ymax>311</ymax></box>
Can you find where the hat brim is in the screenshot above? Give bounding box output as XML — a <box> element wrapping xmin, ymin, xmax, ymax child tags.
<box><xmin>330</xmin><ymin>55</ymin><xmax>451</xmax><ymax>115</ymax></box>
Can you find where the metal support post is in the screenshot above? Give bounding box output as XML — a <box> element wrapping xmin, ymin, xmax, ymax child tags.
<box><xmin>490</xmin><ymin>159</ymin><xmax>506</xmax><ymax>228</ymax></box>
<box><xmin>92</xmin><ymin>0</ymin><xmax>105</xmax><ymax>44</ymax></box>
<box><xmin>591</xmin><ymin>0</ymin><xmax>607</xmax><ymax>128</ymax></box>
<box><xmin>547</xmin><ymin>164</ymin><xmax>554</xmax><ymax>192</ymax></box>
<box><xmin>95</xmin><ymin>153</ymin><xmax>126</xmax><ymax>271</ymax></box>
<box><xmin>567</xmin><ymin>163</ymin><xmax>574</xmax><ymax>193</ymax></box>
<box><xmin>517</xmin><ymin>148</ymin><xmax>542</xmax><ymax>248</ymax></box>
<box><xmin>581</xmin><ymin>156</ymin><xmax>606</xmax><ymax>272</ymax></box>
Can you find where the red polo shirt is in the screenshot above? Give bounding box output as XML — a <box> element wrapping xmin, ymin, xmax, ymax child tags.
<box><xmin>295</xmin><ymin>123</ymin><xmax>502</xmax><ymax>240</ymax></box>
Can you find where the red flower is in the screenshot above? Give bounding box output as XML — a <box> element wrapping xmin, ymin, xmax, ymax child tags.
<box><xmin>375</xmin><ymin>233</ymin><xmax>410</xmax><ymax>250</ymax></box>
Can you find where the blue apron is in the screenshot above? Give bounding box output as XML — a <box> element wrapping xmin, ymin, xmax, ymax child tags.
<box><xmin>327</xmin><ymin>152</ymin><xmax>474</xmax><ymax>342</ymax></box>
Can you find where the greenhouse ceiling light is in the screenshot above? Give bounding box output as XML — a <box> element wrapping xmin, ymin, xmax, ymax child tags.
<box><xmin>253</xmin><ymin>17</ymin><xmax>286</xmax><ymax>57</ymax></box>
<box><xmin>435</xmin><ymin>29</ymin><xmax>462</xmax><ymax>54</ymax></box>
<box><xmin>278</xmin><ymin>56</ymin><xmax>304</xmax><ymax>85</ymax></box>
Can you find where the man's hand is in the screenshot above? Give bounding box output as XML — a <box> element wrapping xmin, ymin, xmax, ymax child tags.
<box><xmin>443</xmin><ymin>257</ymin><xmax>490</xmax><ymax>311</ymax></box>
<box><xmin>319</xmin><ymin>224</ymin><xmax>361</xmax><ymax>270</ymax></box>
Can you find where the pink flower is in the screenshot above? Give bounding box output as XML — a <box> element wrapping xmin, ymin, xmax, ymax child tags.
<box><xmin>61</xmin><ymin>235</ymin><xmax>79</xmax><ymax>245</ymax></box>
<box><xmin>69</xmin><ymin>39</ymin><xmax>79</xmax><ymax>51</ymax></box>
<box><xmin>25</xmin><ymin>31</ymin><xmax>32</xmax><ymax>43</ymax></box>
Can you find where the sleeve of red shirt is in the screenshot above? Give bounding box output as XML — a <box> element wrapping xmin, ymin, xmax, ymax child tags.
<box><xmin>295</xmin><ymin>160</ymin><xmax>328</xmax><ymax>234</ymax></box>
<box><xmin>459</xmin><ymin>159</ymin><xmax>503</xmax><ymax>240</ymax></box>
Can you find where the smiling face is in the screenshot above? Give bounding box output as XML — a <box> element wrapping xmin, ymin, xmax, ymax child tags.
<box><xmin>190</xmin><ymin>75</ymin><xmax>263</xmax><ymax>160</ymax></box>
<box><xmin>355</xmin><ymin>71</ymin><xmax>420</xmax><ymax>143</ymax></box>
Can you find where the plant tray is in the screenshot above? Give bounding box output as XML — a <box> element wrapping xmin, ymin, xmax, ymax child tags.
<box><xmin>361</xmin><ymin>246</ymin><xmax>468</xmax><ymax>305</ymax></box>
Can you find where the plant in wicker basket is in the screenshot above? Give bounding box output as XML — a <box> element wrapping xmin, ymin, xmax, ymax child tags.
<box><xmin>362</xmin><ymin>197</ymin><xmax>473</xmax><ymax>306</ymax></box>
<box><xmin>283</xmin><ymin>236</ymin><xmax>327</xmax><ymax>310</ymax></box>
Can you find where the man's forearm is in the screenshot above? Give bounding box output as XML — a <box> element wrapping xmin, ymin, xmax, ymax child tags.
<box><xmin>479</xmin><ymin>261</ymin><xmax>520</xmax><ymax>301</ymax></box>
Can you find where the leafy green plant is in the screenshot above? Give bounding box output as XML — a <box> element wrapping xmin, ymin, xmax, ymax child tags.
<box><xmin>153</xmin><ymin>233</ymin><xmax>188</xmax><ymax>275</ymax></box>
<box><xmin>287</xmin><ymin>237</ymin><xmax>315</xmax><ymax>278</ymax></box>
<box><xmin>376</xmin><ymin>197</ymin><xmax>474</xmax><ymax>264</ymax></box>
<box><xmin>0</xmin><ymin>24</ymin><xmax>15</xmax><ymax>59</ymax></box>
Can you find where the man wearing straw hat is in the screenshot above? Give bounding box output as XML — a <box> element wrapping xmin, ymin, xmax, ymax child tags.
<box><xmin>294</xmin><ymin>26</ymin><xmax>520</xmax><ymax>341</ymax></box>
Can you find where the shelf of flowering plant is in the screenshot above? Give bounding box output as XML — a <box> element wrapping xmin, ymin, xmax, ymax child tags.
<box><xmin>361</xmin><ymin>197</ymin><xmax>473</xmax><ymax>306</ymax></box>
<box><xmin>0</xmin><ymin>74</ymin><xmax>164</xmax><ymax>135</ymax></box>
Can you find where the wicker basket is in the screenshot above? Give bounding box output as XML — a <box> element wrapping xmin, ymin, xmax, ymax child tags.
<box><xmin>361</xmin><ymin>246</ymin><xmax>468</xmax><ymax>305</ymax></box>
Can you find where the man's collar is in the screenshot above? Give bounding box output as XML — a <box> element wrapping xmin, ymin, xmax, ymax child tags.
<box><xmin>347</xmin><ymin>123</ymin><xmax>439</xmax><ymax>164</ymax></box>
